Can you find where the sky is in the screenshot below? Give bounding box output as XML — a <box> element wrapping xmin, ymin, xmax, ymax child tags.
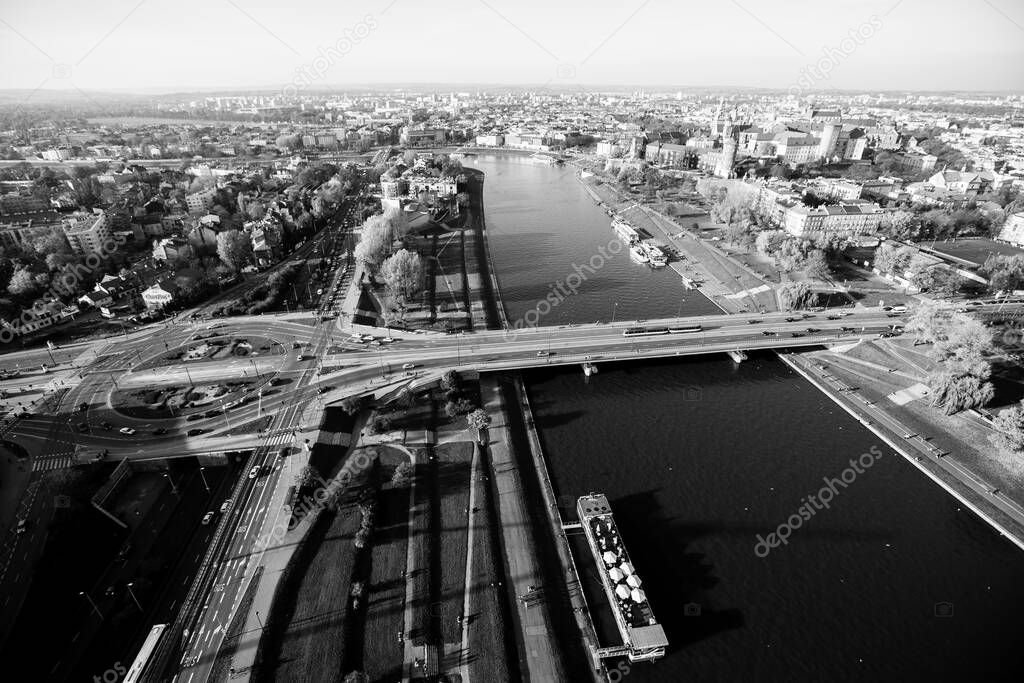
<box><xmin>0</xmin><ymin>0</ymin><xmax>1022</xmax><ymax>95</ymax></box>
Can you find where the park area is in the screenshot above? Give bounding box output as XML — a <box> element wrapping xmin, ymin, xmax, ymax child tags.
<box><xmin>112</xmin><ymin>378</ymin><xmax>262</xmax><ymax>419</ymax></box>
<box><xmin>143</xmin><ymin>334</ymin><xmax>282</xmax><ymax>368</ymax></box>
<box><xmin>254</xmin><ymin>374</ymin><xmax>509</xmax><ymax>682</ymax></box>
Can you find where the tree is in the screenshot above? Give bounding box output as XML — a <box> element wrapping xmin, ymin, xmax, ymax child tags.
<box><xmin>468</xmin><ymin>408</ymin><xmax>491</xmax><ymax>443</ymax></box>
<box><xmin>778</xmin><ymin>281</ymin><xmax>814</xmax><ymax>311</ymax></box>
<box><xmin>7</xmin><ymin>267</ymin><xmax>38</xmax><ymax>297</ymax></box>
<box><xmin>354</xmin><ymin>217</ymin><xmax>391</xmax><ymax>270</ymax></box>
<box><xmin>440</xmin><ymin>370</ymin><xmax>460</xmax><ymax>392</ymax></box>
<box><xmin>803</xmin><ymin>250</ymin><xmax>830</xmax><ymax>279</ymax></box>
<box><xmin>928</xmin><ymin>371</ymin><xmax>994</xmax><ymax>415</ymax></box>
<box><xmin>370</xmin><ymin>415</ymin><xmax>392</xmax><ymax>434</ymax></box>
<box><xmin>390</xmin><ymin>461</ymin><xmax>414</xmax><ymax>487</ymax></box>
<box><xmin>216</xmin><ymin>230</ymin><xmax>253</xmax><ymax>272</ymax></box>
<box><xmin>296</xmin><ymin>465</ymin><xmax>319</xmax><ymax>488</ymax></box>
<box><xmin>340</xmin><ymin>395</ymin><xmax>366</xmax><ymax>415</ymax></box>
<box><xmin>878</xmin><ymin>210</ymin><xmax>917</xmax><ymax>240</ymax></box>
<box><xmin>343</xmin><ymin>672</ymin><xmax>369</xmax><ymax>683</ymax></box>
<box><xmin>905</xmin><ymin>300</ymin><xmax>947</xmax><ymax>344</ymax></box>
<box><xmin>990</xmin><ymin>402</ymin><xmax>1024</xmax><ymax>457</ymax></box>
<box><xmin>380</xmin><ymin>249</ymin><xmax>423</xmax><ymax>302</ymax></box>
<box><xmin>873</xmin><ymin>243</ymin><xmax>912</xmax><ymax>276</ymax></box>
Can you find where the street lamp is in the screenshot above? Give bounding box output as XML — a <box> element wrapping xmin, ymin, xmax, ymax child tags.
<box><xmin>163</xmin><ymin>471</ymin><xmax>179</xmax><ymax>496</ymax></box>
<box><xmin>126</xmin><ymin>582</ymin><xmax>143</xmax><ymax>612</ymax></box>
<box><xmin>255</xmin><ymin>610</ymin><xmax>265</xmax><ymax>632</ymax></box>
<box><xmin>611</xmin><ymin>302</ymin><xmax>619</xmax><ymax>325</ymax></box>
<box><xmin>198</xmin><ymin>466</ymin><xmax>210</xmax><ymax>493</ymax></box>
<box><xmin>79</xmin><ymin>591</ymin><xmax>102</xmax><ymax>619</ymax></box>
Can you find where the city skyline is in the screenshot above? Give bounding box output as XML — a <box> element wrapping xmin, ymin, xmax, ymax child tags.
<box><xmin>1</xmin><ymin>0</ymin><xmax>1023</xmax><ymax>94</ymax></box>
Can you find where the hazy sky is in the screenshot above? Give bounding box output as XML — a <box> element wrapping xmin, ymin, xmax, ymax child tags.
<box><xmin>1</xmin><ymin>0</ymin><xmax>1022</xmax><ymax>94</ymax></box>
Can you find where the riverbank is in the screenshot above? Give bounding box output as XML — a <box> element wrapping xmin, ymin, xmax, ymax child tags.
<box><xmin>575</xmin><ymin>172</ymin><xmax>778</xmax><ymax>314</ymax></box>
<box><xmin>779</xmin><ymin>347</ymin><xmax>1024</xmax><ymax>552</ymax></box>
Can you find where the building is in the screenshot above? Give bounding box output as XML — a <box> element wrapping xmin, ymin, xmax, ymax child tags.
<box><xmin>644</xmin><ymin>142</ymin><xmax>697</xmax><ymax>169</ymax></box>
<box><xmin>0</xmin><ymin>209</ymin><xmax>64</xmax><ymax>248</ymax></box>
<box><xmin>783</xmin><ymin>202</ymin><xmax>886</xmax><ymax>238</ymax></box>
<box><xmin>41</xmin><ymin>148</ymin><xmax>68</xmax><ymax>161</ymax></box>
<box><xmin>475</xmin><ymin>134</ymin><xmax>504</xmax><ymax>147</ymax></box>
<box><xmin>715</xmin><ymin>138</ymin><xmax>737</xmax><ymax>179</ymax></box>
<box><xmin>400</xmin><ymin>125</ymin><xmax>446</xmax><ymax>147</ymax></box>
<box><xmin>596</xmin><ymin>141</ymin><xmax>621</xmax><ymax>157</ymax></box>
<box><xmin>152</xmin><ymin>237</ymin><xmax>193</xmax><ymax>263</ymax></box>
<box><xmin>185</xmin><ymin>187</ymin><xmax>217</xmax><ymax>214</ymax></box>
<box><xmin>141</xmin><ymin>280</ymin><xmax>178</xmax><ymax>309</ymax></box>
<box><xmin>62</xmin><ymin>210</ymin><xmax>114</xmax><ymax>255</ymax></box>
<box><xmin>755</xmin><ymin>181</ymin><xmax>883</xmax><ymax>237</ymax></box>
<box><xmin>999</xmin><ymin>212</ymin><xmax>1024</xmax><ymax>247</ymax></box>
<box><xmin>812</xmin><ymin>179</ymin><xmax>862</xmax><ymax>202</ymax></box>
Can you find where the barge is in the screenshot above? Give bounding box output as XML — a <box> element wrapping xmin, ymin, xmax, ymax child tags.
<box><xmin>578</xmin><ymin>493</ymin><xmax>668</xmax><ymax>663</ymax></box>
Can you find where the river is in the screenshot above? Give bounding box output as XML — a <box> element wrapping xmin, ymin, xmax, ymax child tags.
<box><xmin>472</xmin><ymin>154</ymin><xmax>1024</xmax><ymax>682</ymax></box>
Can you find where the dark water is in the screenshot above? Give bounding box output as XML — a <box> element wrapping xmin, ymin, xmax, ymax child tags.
<box><xmin>528</xmin><ymin>358</ymin><xmax>1024</xmax><ymax>682</ymax></box>
<box><xmin>472</xmin><ymin>155</ymin><xmax>721</xmax><ymax>326</ymax></box>
<box><xmin>476</xmin><ymin>155</ymin><xmax>1024</xmax><ymax>682</ymax></box>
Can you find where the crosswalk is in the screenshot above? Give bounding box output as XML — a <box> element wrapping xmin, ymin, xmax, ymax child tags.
<box><xmin>32</xmin><ymin>454</ymin><xmax>75</xmax><ymax>472</ymax></box>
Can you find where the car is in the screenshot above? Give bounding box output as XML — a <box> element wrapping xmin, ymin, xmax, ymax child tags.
<box><xmin>202</xmin><ymin>512</ymin><xmax>215</xmax><ymax>525</ymax></box>
<box><xmin>746</xmin><ymin>319</ymin><xmax>760</xmax><ymax>324</ymax></box>
<box><xmin>78</xmin><ymin>402</ymin><xmax>89</xmax><ymax>412</ymax></box>
<box><xmin>805</xmin><ymin>327</ymin><xmax>819</xmax><ymax>333</ymax></box>
<box><xmin>401</xmin><ymin>363</ymin><xmax>416</xmax><ymax>370</ymax></box>
<box><xmin>299</xmin><ymin>354</ymin><xmax>315</xmax><ymax>361</ymax></box>
<box><xmin>153</xmin><ymin>427</ymin><xmax>167</xmax><ymax>436</ymax></box>
<box><xmin>186</xmin><ymin>413</ymin><xmax>203</xmax><ymax>422</ymax></box>
<box><xmin>187</xmin><ymin>428</ymin><xmax>204</xmax><ymax>437</ymax></box>
<box><xmin>784</xmin><ymin>317</ymin><xmax>798</xmax><ymax>322</ymax></box>
<box><xmin>791</xmin><ymin>332</ymin><xmax>804</xmax><ymax>338</ymax></box>
<box><xmin>101</xmin><ymin>421</ymin><xmax>112</xmax><ymax>430</ymax></box>
<box><xmin>220</xmin><ymin>499</ymin><xmax>232</xmax><ymax>513</ymax></box>
<box><xmin>15</xmin><ymin>519</ymin><xmax>27</xmax><ymax>535</ymax></box>
<box><xmin>116</xmin><ymin>543</ymin><xmax>132</xmax><ymax>562</ymax></box>
<box><xmin>119</xmin><ymin>427</ymin><xmax>136</xmax><ymax>435</ymax></box>
<box><xmin>827</xmin><ymin>315</ymin><xmax>841</xmax><ymax>320</ymax></box>
<box><xmin>761</xmin><ymin>330</ymin><xmax>776</xmax><ymax>336</ymax></box>
<box><xmin>536</xmin><ymin>351</ymin><xmax>551</xmax><ymax>357</ymax></box>
<box><xmin>292</xmin><ymin>341</ymin><xmax>302</xmax><ymax>349</ymax></box>
<box><xmin>249</xmin><ymin>466</ymin><xmax>261</xmax><ymax>479</ymax></box>
<box><xmin>317</xmin><ymin>386</ymin><xmax>331</xmax><ymax>394</ymax></box>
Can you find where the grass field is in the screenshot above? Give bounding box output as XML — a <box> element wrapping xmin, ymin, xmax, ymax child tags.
<box><xmin>361</xmin><ymin>471</ymin><xmax>412</xmax><ymax>681</ymax></box>
<box><xmin>256</xmin><ymin>455</ymin><xmax>373</xmax><ymax>682</ymax></box>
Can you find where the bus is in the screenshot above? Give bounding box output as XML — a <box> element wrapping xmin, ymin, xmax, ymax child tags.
<box><xmin>124</xmin><ymin>623</ymin><xmax>168</xmax><ymax>683</ymax></box>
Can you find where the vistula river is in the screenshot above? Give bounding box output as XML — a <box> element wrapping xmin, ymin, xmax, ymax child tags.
<box><xmin>471</xmin><ymin>153</ymin><xmax>1024</xmax><ymax>682</ymax></box>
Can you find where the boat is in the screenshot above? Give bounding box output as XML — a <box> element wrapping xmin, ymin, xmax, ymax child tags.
<box><xmin>578</xmin><ymin>493</ymin><xmax>668</xmax><ymax>663</ymax></box>
<box><xmin>530</xmin><ymin>153</ymin><xmax>557</xmax><ymax>164</ymax></box>
<box><xmin>641</xmin><ymin>242</ymin><xmax>667</xmax><ymax>268</ymax></box>
<box><xmin>629</xmin><ymin>245</ymin><xmax>649</xmax><ymax>263</ymax></box>
<box><xmin>612</xmin><ymin>218</ymin><xmax>639</xmax><ymax>244</ymax></box>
